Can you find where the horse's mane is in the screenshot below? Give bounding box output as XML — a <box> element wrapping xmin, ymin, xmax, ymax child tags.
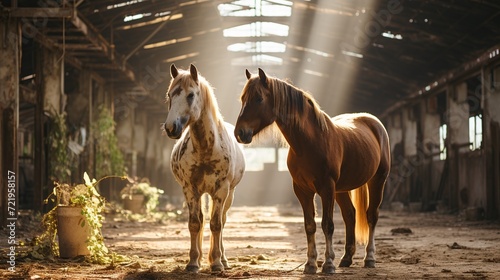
<box><xmin>268</xmin><ymin>77</ymin><xmax>328</xmax><ymax>132</ymax></box>
<box><xmin>169</xmin><ymin>70</ymin><xmax>223</xmax><ymax>122</ymax></box>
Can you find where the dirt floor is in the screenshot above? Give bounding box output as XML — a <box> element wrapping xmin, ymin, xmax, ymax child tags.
<box><xmin>2</xmin><ymin>204</ymin><xmax>500</xmax><ymax>279</ymax></box>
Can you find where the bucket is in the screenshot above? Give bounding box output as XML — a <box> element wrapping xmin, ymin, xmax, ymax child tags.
<box><xmin>123</xmin><ymin>194</ymin><xmax>145</xmax><ymax>214</ymax></box>
<box><xmin>57</xmin><ymin>206</ymin><xmax>90</xmax><ymax>258</ymax></box>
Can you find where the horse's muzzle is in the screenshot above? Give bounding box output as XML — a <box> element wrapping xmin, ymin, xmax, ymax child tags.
<box><xmin>165</xmin><ymin>121</ymin><xmax>183</xmax><ymax>139</ymax></box>
<box><xmin>235</xmin><ymin>128</ymin><xmax>253</xmax><ymax>144</ymax></box>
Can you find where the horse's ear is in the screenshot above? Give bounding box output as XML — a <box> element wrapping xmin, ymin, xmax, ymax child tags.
<box><xmin>245</xmin><ymin>69</ymin><xmax>252</xmax><ymax>80</ymax></box>
<box><xmin>190</xmin><ymin>64</ymin><xmax>199</xmax><ymax>84</ymax></box>
<box><xmin>258</xmin><ymin>68</ymin><xmax>268</xmax><ymax>88</ymax></box>
<box><xmin>170</xmin><ymin>64</ymin><xmax>179</xmax><ymax>78</ymax></box>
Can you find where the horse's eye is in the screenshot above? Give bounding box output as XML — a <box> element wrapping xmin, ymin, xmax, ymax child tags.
<box><xmin>255</xmin><ymin>95</ymin><xmax>263</xmax><ymax>104</ymax></box>
<box><xmin>187</xmin><ymin>92</ymin><xmax>195</xmax><ymax>100</ymax></box>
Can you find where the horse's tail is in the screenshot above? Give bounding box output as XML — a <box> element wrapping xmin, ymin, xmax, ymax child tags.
<box><xmin>350</xmin><ymin>183</ymin><xmax>369</xmax><ymax>245</ymax></box>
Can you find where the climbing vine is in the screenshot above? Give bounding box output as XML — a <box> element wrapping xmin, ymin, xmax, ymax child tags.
<box><xmin>92</xmin><ymin>106</ymin><xmax>126</xmax><ymax>178</ymax></box>
<box><xmin>47</xmin><ymin>111</ymin><xmax>71</xmax><ymax>183</ymax></box>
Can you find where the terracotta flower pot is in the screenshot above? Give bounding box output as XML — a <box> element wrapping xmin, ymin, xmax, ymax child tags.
<box><xmin>57</xmin><ymin>206</ymin><xmax>90</xmax><ymax>258</ymax></box>
<box><xmin>122</xmin><ymin>194</ymin><xmax>145</xmax><ymax>214</ymax></box>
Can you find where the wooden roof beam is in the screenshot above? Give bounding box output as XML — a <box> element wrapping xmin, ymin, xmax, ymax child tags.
<box><xmin>1</xmin><ymin>7</ymin><xmax>75</xmax><ymax>18</ymax></box>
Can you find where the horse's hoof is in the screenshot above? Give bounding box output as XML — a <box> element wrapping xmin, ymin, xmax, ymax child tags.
<box><xmin>339</xmin><ymin>259</ymin><xmax>352</xmax><ymax>267</ymax></box>
<box><xmin>303</xmin><ymin>264</ymin><xmax>318</xmax><ymax>274</ymax></box>
<box><xmin>211</xmin><ymin>264</ymin><xmax>224</xmax><ymax>272</ymax></box>
<box><xmin>321</xmin><ymin>263</ymin><xmax>335</xmax><ymax>274</ymax></box>
<box><xmin>222</xmin><ymin>261</ymin><xmax>230</xmax><ymax>270</ymax></box>
<box><xmin>185</xmin><ymin>265</ymin><xmax>200</xmax><ymax>273</ymax></box>
<box><xmin>364</xmin><ymin>260</ymin><xmax>376</xmax><ymax>268</ymax></box>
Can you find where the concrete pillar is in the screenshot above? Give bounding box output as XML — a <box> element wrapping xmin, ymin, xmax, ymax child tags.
<box><xmin>0</xmin><ymin>18</ymin><xmax>20</xmax><ymax>223</ymax></box>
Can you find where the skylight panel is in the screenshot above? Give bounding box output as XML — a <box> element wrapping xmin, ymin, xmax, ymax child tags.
<box><xmin>124</xmin><ymin>13</ymin><xmax>150</xmax><ymax>22</ymax></box>
<box><xmin>118</xmin><ymin>13</ymin><xmax>183</xmax><ymax>30</ymax></box>
<box><xmin>223</xmin><ymin>22</ymin><xmax>289</xmax><ymax>37</ymax></box>
<box><xmin>218</xmin><ymin>0</ymin><xmax>292</xmax><ymax>17</ymax></box>
<box><xmin>107</xmin><ymin>0</ymin><xmax>144</xmax><ymax>10</ymax></box>
<box><xmin>220</xmin><ymin>0</ymin><xmax>291</xmax><ymax>66</ymax></box>
<box><xmin>382</xmin><ymin>31</ymin><xmax>403</xmax><ymax>40</ymax></box>
<box><xmin>231</xmin><ymin>54</ymin><xmax>283</xmax><ymax>66</ymax></box>
<box><xmin>227</xmin><ymin>41</ymin><xmax>286</xmax><ymax>53</ymax></box>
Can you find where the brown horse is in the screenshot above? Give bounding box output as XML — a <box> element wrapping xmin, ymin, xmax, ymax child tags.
<box><xmin>234</xmin><ymin>69</ymin><xmax>390</xmax><ymax>274</ymax></box>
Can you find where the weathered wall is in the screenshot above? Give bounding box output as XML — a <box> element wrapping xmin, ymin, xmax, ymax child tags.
<box><xmin>489</xmin><ymin>67</ymin><xmax>500</xmax><ymax>123</ymax></box>
<box><xmin>421</xmin><ymin>104</ymin><xmax>440</xmax><ymax>153</ymax></box>
<box><xmin>42</xmin><ymin>49</ymin><xmax>63</xmax><ymax>114</ymax></box>
<box><xmin>458</xmin><ymin>152</ymin><xmax>486</xmax><ymax>209</ymax></box>
<box><xmin>403</xmin><ymin>107</ymin><xmax>417</xmax><ymax>157</ymax></box>
<box><xmin>449</xmin><ymin>82</ymin><xmax>471</xmax><ymax>151</ymax></box>
<box><xmin>383</xmin><ymin>55</ymin><xmax>500</xmax><ymax>216</ymax></box>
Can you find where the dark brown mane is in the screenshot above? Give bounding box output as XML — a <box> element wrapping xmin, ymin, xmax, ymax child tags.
<box><xmin>268</xmin><ymin>77</ymin><xmax>329</xmax><ymax>132</ymax></box>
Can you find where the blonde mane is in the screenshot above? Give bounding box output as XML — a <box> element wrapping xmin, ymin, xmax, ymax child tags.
<box><xmin>168</xmin><ymin>69</ymin><xmax>223</xmax><ymax>122</ymax></box>
<box><xmin>268</xmin><ymin>77</ymin><xmax>328</xmax><ymax>132</ymax></box>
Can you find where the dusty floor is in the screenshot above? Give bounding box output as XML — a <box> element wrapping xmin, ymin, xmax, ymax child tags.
<box><xmin>2</xmin><ymin>204</ymin><xmax>500</xmax><ymax>279</ymax></box>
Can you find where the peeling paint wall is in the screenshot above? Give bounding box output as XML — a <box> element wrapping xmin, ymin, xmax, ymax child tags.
<box><xmin>449</xmin><ymin>82</ymin><xmax>471</xmax><ymax>150</ymax></box>
<box><xmin>403</xmin><ymin>107</ymin><xmax>417</xmax><ymax>157</ymax></box>
<box><xmin>489</xmin><ymin>67</ymin><xmax>500</xmax><ymax>123</ymax></box>
<box><xmin>421</xmin><ymin>106</ymin><xmax>440</xmax><ymax>152</ymax></box>
<box><xmin>42</xmin><ymin>49</ymin><xmax>63</xmax><ymax>114</ymax></box>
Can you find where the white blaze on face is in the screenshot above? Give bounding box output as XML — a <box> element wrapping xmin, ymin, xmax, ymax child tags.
<box><xmin>238</xmin><ymin>101</ymin><xmax>247</xmax><ymax>118</ymax></box>
<box><xmin>165</xmin><ymin>85</ymin><xmax>183</xmax><ymax>133</ymax></box>
<box><xmin>165</xmin><ymin>82</ymin><xmax>203</xmax><ymax>135</ymax></box>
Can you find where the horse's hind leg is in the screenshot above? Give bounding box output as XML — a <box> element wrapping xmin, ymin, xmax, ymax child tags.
<box><xmin>185</xmin><ymin>193</ymin><xmax>204</xmax><ymax>272</ymax></box>
<box><xmin>208</xmin><ymin>184</ymin><xmax>230</xmax><ymax>272</ymax></box>
<box><xmin>293</xmin><ymin>182</ymin><xmax>318</xmax><ymax>274</ymax></box>
<box><xmin>336</xmin><ymin>192</ymin><xmax>356</xmax><ymax>267</ymax></box>
<box><xmin>364</xmin><ymin>172</ymin><xmax>388</xmax><ymax>268</ymax></box>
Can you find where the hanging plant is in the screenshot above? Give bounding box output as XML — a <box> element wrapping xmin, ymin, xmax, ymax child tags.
<box><xmin>92</xmin><ymin>106</ymin><xmax>126</xmax><ymax>178</ymax></box>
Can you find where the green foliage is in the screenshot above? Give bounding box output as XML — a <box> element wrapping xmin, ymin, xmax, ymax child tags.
<box><xmin>92</xmin><ymin>106</ymin><xmax>126</xmax><ymax>179</ymax></box>
<box><xmin>30</xmin><ymin>173</ymin><xmax>129</xmax><ymax>264</ymax></box>
<box><xmin>120</xmin><ymin>178</ymin><xmax>164</xmax><ymax>213</ymax></box>
<box><xmin>47</xmin><ymin>111</ymin><xmax>71</xmax><ymax>182</ymax></box>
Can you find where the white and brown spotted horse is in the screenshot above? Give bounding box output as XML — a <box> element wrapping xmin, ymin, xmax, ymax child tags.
<box><xmin>163</xmin><ymin>64</ymin><xmax>245</xmax><ymax>273</ymax></box>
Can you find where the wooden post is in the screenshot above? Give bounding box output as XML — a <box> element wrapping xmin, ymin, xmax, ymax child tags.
<box><xmin>0</xmin><ymin>17</ymin><xmax>20</xmax><ymax>224</ymax></box>
<box><xmin>34</xmin><ymin>44</ymin><xmax>45</xmax><ymax>212</ymax></box>
<box><xmin>483</xmin><ymin>67</ymin><xmax>495</xmax><ymax>219</ymax></box>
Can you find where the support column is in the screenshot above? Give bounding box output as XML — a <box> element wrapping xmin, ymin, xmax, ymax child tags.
<box><xmin>34</xmin><ymin>44</ymin><xmax>45</xmax><ymax>212</ymax></box>
<box><xmin>0</xmin><ymin>17</ymin><xmax>20</xmax><ymax>224</ymax></box>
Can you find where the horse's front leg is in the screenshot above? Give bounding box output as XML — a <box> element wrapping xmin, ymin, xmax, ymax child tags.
<box><xmin>293</xmin><ymin>183</ymin><xmax>318</xmax><ymax>274</ymax></box>
<box><xmin>185</xmin><ymin>192</ymin><xmax>204</xmax><ymax>273</ymax></box>
<box><xmin>220</xmin><ymin>187</ymin><xmax>235</xmax><ymax>269</ymax></box>
<box><xmin>319</xmin><ymin>188</ymin><xmax>336</xmax><ymax>274</ymax></box>
<box><xmin>208</xmin><ymin>184</ymin><xmax>230</xmax><ymax>272</ymax></box>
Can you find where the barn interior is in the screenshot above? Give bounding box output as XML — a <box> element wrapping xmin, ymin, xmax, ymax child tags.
<box><xmin>1</xmin><ymin>0</ymin><xmax>500</xmax><ymax>221</ymax></box>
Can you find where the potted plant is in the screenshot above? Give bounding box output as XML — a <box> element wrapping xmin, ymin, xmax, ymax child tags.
<box><xmin>30</xmin><ymin>172</ymin><xmax>128</xmax><ymax>264</ymax></box>
<box><xmin>120</xmin><ymin>178</ymin><xmax>164</xmax><ymax>214</ymax></box>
